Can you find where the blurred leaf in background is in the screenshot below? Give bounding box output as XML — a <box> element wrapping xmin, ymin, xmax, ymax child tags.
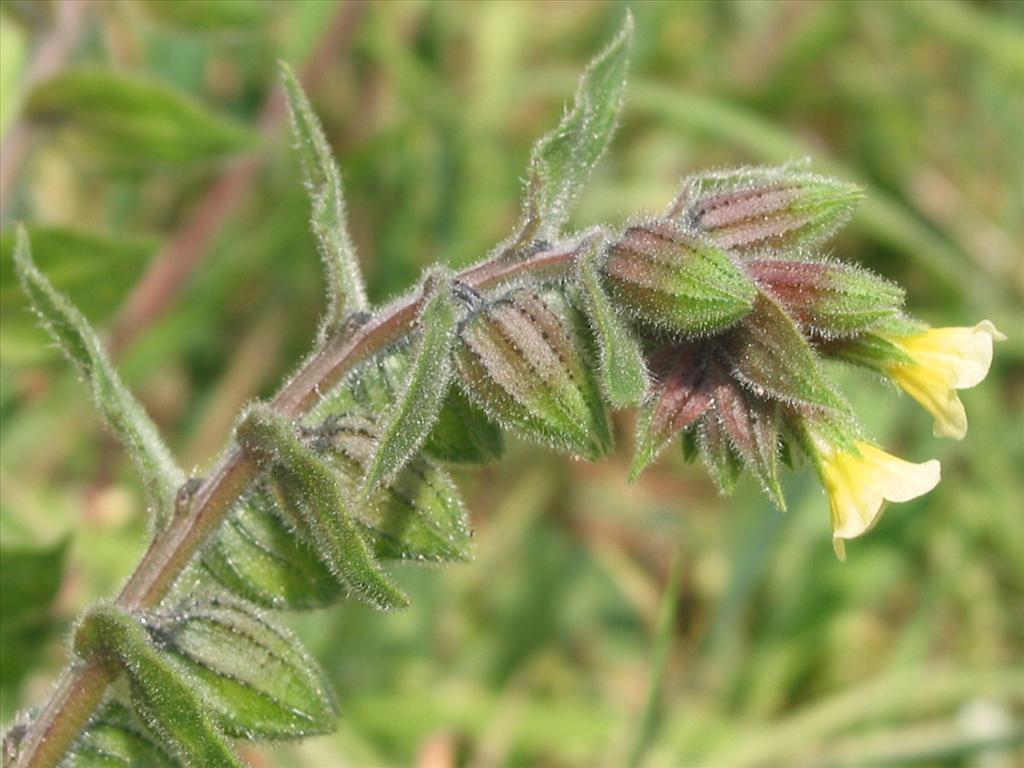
<box><xmin>0</xmin><ymin>533</ymin><xmax>66</xmax><ymax>719</ymax></box>
<box><xmin>1</xmin><ymin>1</ymin><xmax>1021</xmax><ymax>766</ymax></box>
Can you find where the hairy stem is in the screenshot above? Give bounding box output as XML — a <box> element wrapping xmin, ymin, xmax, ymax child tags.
<box><xmin>11</xmin><ymin>238</ymin><xmax>586</xmax><ymax>768</ymax></box>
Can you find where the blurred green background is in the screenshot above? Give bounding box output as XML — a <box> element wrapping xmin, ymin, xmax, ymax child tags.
<box><xmin>1</xmin><ymin>1</ymin><xmax>1022</xmax><ymax>766</ymax></box>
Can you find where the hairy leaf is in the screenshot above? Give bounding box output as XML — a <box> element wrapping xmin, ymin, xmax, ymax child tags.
<box><xmin>25</xmin><ymin>70</ymin><xmax>258</xmax><ymax>166</ymax></box>
<box><xmin>201</xmin><ymin>486</ymin><xmax>341</xmax><ymax>610</ymax></box>
<box><xmin>455</xmin><ymin>290</ymin><xmax>612</xmax><ymax>459</ymax></box>
<box><xmin>722</xmin><ymin>291</ymin><xmax>847</xmax><ymax>413</ymax></box>
<box><xmin>147</xmin><ymin>601</ymin><xmax>336</xmax><ymax>740</ymax></box>
<box><xmin>13</xmin><ymin>228</ymin><xmax>183</xmax><ymax>523</ymax></box>
<box><xmin>74</xmin><ymin>606</ymin><xmax>241</xmax><ymax>768</ymax></box>
<box><xmin>313</xmin><ymin>414</ymin><xmax>472</xmax><ymax>563</ymax></box>
<box><xmin>575</xmin><ymin>247</ymin><xmax>649</xmax><ymax>408</ymax></box>
<box><xmin>309</xmin><ymin>353</ymin><xmax>400</xmax><ymax>421</ymax></box>
<box><xmin>518</xmin><ymin>13</ymin><xmax>633</xmax><ymax>242</ymax></box>
<box><xmin>671</xmin><ymin>164</ymin><xmax>864</xmax><ymax>256</ymax></box>
<box><xmin>65</xmin><ymin>702</ymin><xmax>175</xmax><ymax>768</ymax></box>
<box><xmin>697</xmin><ymin>416</ymin><xmax>743</xmax><ymax>495</ymax></box>
<box><xmin>360</xmin><ymin>275</ymin><xmax>459</xmax><ymax>497</ymax></box>
<box><xmin>820</xmin><ymin>332</ymin><xmax>917</xmax><ymax>370</ymax></box>
<box><xmin>237</xmin><ymin>406</ymin><xmax>409</xmax><ymax>610</ymax></box>
<box><xmin>281</xmin><ymin>62</ymin><xmax>367</xmax><ymax>334</ymax></box>
<box><xmin>312</xmin><ymin>348</ymin><xmax>502</xmax><ymax>465</ymax></box>
<box><xmin>602</xmin><ymin>223</ymin><xmax>757</xmax><ymax>335</ymax></box>
<box><xmin>203</xmin><ymin>438</ymin><xmax>471</xmax><ymax>610</ymax></box>
<box><xmin>423</xmin><ymin>387</ymin><xmax>505</xmax><ymax>464</ymax></box>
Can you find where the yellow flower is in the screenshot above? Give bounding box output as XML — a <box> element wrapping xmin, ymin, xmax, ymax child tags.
<box><xmin>880</xmin><ymin>321</ymin><xmax>1005</xmax><ymax>440</ymax></box>
<box><xmin>811</xmin><ymin>433</ymin><xmax>941</xmax><ymax>561</ymax></box>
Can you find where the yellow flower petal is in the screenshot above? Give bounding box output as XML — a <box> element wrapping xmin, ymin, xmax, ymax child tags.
<box><xmin>888</xmin><ymin>364</ymin><xmax>968</xmax><ymax>439</ymax></box>
<box><xmin>882</xmin><ymin>321</ymin><xmax>1004</xmax><ymax>440</ymax></box>
<box><xmin>813</xmin><ymin>436</ymin><xmax>941</xmax><ymax>561</ymax></box>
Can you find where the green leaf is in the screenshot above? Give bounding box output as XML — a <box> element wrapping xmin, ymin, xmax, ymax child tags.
<box><xmin>423</xmin><ymin>387</ymin><xmax>505</xmax><ymax>464</ymax></box>
<box><xmin>575</xmin><ymin>246</ymin><xmax>649</xmax><ymax>408</ymax></box>
<box><xmin>201</xmin><ymin>486</ymin><xmax>341</xmax><ymax>610</ymax></box>
<box><xmin>65</xmin><ymin>702</ymin><xmax>176</xmax><ymax>768</ymax></box>
<box><xmin>280</xmin><ymin>62</ymin><xmax>367</xmax><ymax>333</ymax></box>
<box><xmin>311</xmin><ymin>348</ymin><xmax>503</xmax><ymax>465</ymax></box>
<box><xmin>314</xmin><ymin>415</ymin><xmax>473</xmax><ymax>563</ymax></box>
<box><xmin>74</xmin><ymin>605</ymin><xmax>242</xmax><ymax>768</ymax></box>
<box><xmin>519</xmin><ymin>12</ymin><xmax>633</xmax><ymax>241</ymax></box>
<box><xmin>139</xmin><ymin>0</ymin><xmax>270</xmax><ymax>32</ymax></box>
<box><xmin>0</xmin><ymin>538</ymin><xmax>67</xmax><ymax>716</ymax></box>
<box><xmin>13</xmin><ymin>228</ymin><xmax>184</xmax><ymax>523</ymax></box>
<box><xmin>25</xmin><ymin>70</ymin><xmax>258</xmax><ymax>166</ymax></box>
<box><xmin>203</xmin><ymin>441</ymin><xmax>471</xmax><ymax>610</ymax></box>
<box><xmin>722</xmin><ymin>290</ymin><xmax>847</xmax><ymax>413</ymax></box>
<box><xmin>0</xmin><ymin>226</ymin><xmax>155</xmax><ymax>364</ymax></box>
<box><xmin>237</xmin><ymin>406</ymin><xmax>409</xmax><ymax>610</ymax></box>
<box><xmin>308</xmin><ymin>352</ymin><xmax>400</xmax><ymax>422</ymax></box>
<box><xmin>455</xmin><ymin>289</ymin><xmax>612</xmax><ymax>460</ymax></box>
<box><xmin>147</xmin><ymin>601</ymin><xmax>337</xmax><ymax>740</ymax></box>
<box><xmin>360</xmin><ymin>275</ymin><xmax>459</xmax><ymax>497</ymax></box>
<box><xmin>602</xmin><ymin>223</ymin><xmax>757</xmax><ymax>335</ymax></box>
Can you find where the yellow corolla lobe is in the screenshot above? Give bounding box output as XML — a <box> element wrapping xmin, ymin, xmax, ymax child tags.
<box><xmin>881</xmin><ymin>321</ymin><xmax>1005</xmax><ymax>440</ymax></box>
<box><xmin>811</xmin><ymin>435</ymin><xmax>941</xmax><ymax>561</ymax></box>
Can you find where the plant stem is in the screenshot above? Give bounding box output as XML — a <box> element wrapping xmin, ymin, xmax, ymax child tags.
<box><xmin>10</xmin><ymin>237</ymin><xmax>587</xmax><ymax>768</ymax></box>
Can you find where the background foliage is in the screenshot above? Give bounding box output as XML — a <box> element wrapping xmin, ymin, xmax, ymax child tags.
<box><xmin>1</xmin><ymin>1</ymin><xmax>1021</xmax><ymax>766</ymax></box>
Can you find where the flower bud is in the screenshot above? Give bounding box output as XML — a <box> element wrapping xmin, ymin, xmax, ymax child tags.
<box><xmin>747</xmin><ymin>258</ymin><xmax>904</xmax><ymax>337</ymax></box>
<box><xmin>670</xmin><ymin>165</ymin><xmax>864</xmax><ymax>255</ymax></box>
<box><xmin>708</xmin><ymin>369</ymin><xmax>785</xmax><ymax>509</ymax></box>
<box><xmin>630</xmin><ymin>344</ymin><xmax>713</xmax><ymax>480</ymax></box>
<box><xmin>696</xmin><ymin>413</ymin><xmax>743</xmax><ymax>495</ymax></box>
<box><xmin>455</xmin><ymin>290</ymin><xmax>612</xmax><ymax>459</ymax></box>
<box><xmin>721</xmin><ymin>292</ymin><xmax>845</xmax><ymax>412</ymax></box>
<box><xmin>630</xmin><ymin>346</ymin><xmax>784</xmax><ymax>507</ymax></box>
<box><xmin>601</xmin><ymin>223</ymin><xmax>757</xmax><ymax>335</ymax></box>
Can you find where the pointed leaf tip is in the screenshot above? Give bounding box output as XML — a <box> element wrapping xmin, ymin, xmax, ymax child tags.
<box><xmin>517</xmin><ymin>12</ymin><xmax>633</xmax><ymax>242</ymax></box>
<box><xmin>74</xmin><ymin>605</ymin><xmax>242</xmax><ymax>768</ymax></box>
<box><xmin>147</xmin><ymin>601</ymin><xmax>337</xmax><ymax>740</ymax></box>
<box><xmin>13</xmin><ymin>227</ymin><xmax>183</xmax><ymax>524</ymax></box>
<box><xmin>576</xmin><ymin>245</ymin><xmax>649</xmax><ymax>409</ymax></box>
<box><xmin>281</xmin><ymin>61</ymin><xmax>367</xmax><ymax>336</ymax></box>
<box><xmin>360</xmin><ymin>273</ymin><xmax>460</xmax><ymax>498</ymax></box>
<box><xmin>237</xmin><ymin>406</ymin><xmax>409</xmax><ymax>611</ymax></box>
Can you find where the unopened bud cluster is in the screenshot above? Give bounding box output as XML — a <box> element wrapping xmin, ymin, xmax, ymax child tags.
<box><xmin>588</xmin><ymin>165</ymin><xmax>1002</xmax><ymax>558</ymax></box>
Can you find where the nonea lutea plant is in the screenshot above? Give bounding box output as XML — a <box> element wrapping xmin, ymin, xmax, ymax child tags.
<box><xmin>2</xmin><ymin>14</ymin><xmax>1003</xmax><ymax>768</ymax></box>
